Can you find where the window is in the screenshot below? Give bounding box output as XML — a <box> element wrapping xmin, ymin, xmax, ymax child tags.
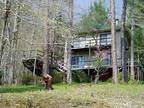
<box><xmin>107</xmin><ymin>34</ymin><xmax>112</xmax><ymax>45</ymax></box>
<box><xmin>103</xmin><ymin>58</ymin><xmax>110</xmax><ymax>66</ymax></box>
<box><xmin>100</xmin><ymin>34</ymin><xmax>107</xmax><ymax>45</ymax></box>
<box><xmin>71</xmin><ymin>56</ymin><xmax>89</xmax><ymax>69</ymax></box>
<box><xmin>100</xmin><ymin>33</ymin><xmax>112</xmax><ymax>45</ymax></box>
<box><xmin>71</xmin><ymin>56</ymin><xmax>79</xmax><ymax>65</ymax></box>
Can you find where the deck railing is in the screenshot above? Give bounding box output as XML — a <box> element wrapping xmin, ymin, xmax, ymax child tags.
<box><xmin>71</xmin><ymin>59</ymin><xmax>111</xmax><ymax>70</ymax></box>
<box><xmin>71</xmin><ymin>37</ymin><xmax>112</xmax><ymax>49</ymax></box>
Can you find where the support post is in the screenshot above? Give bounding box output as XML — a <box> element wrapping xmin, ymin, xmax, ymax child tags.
<box><xmin>33</xmin><ymin>49</ymin><xmax>37</xmax><ymax>84</ymax></box>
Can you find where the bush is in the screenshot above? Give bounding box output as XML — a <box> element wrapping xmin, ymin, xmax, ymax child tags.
<box><xmin>0</xmin><ymin>70</ymin><xmax>3</xmax><ymax>85</ymax></box>
<box><xmin>51</xmin><ymin>69</ymin><xmax>63</xmax><ymax>84</ymax></box>
<box><xmin>18</xmin><ymin>72</ymin><xmax>34</xmax><ymax>85</ymax></box>
<box><xmin>118</xmin><ymin>72</ymin><xmax>123</xmax><ymax>83</ymax></box>
<box><xmin>72</xmin><ymin>70</ymin><xmax>90</xmax><ymax>83</ymax></box>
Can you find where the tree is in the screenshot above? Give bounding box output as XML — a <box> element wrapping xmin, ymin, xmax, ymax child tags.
<box><xmin>121</xmin><ymin>0</ymin><xmax>128</xmax><ymax>83</ymax></box>
<box><xmin>110</xmin><ymin>0</ymin><xmax>118</xmax><ymax>83</ymax></box>
<box><xmin>77</xmin><ymin>1</ymin><xmax>110</xmax><ymax>32</ymax></box>
<box><xmin>9</xmin><ymin>0</ymin><xmax>21</xmax><ymax>84</ymax></box>
<box><xmin>0</xmin><ymin>0</ymin><xmax>71</xmax><ymax>85</ymax></box>
<box><xmin>66</xmin><ymin>0</ymin><xmax>74</xmax><ymax>84</ymax></box>
<box><xmin>127</xmin><ymin>0</ymin><xmax>144</xmax><ymax>81</ymax></box>
<box><xmin>94</xmin><ymin>47</ymin><xmax>104</xmax><ymax>83</ymax></box>
<box><xmin>134</xmin><ymin>27</ymin><xmax>144</xmax><ymax>81</ymax></box>
<box><xmin>0</xmin><ymin>0</ymin><xmax>13</xmax><ymax>84</ymax></box>
<box><xmin>41</xmin><ymin>0</ymin><xmax>49</xmax><ymax>76</ymax></box>
<box><xmin>130</xmin><ymin>0</ymin><xmax>135</xmax><ymax>80</ymax></box>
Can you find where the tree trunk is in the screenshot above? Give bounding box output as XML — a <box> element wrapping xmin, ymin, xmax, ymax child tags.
<box><xmin>9</xmin><ymin>0</ymin><xmax>21</xmax><ymax>84</ymax></box>
<box><xmin>121</xmin><ymin>0</ymin><xmax>128</xmax><ymax>83</ymax></box>
<box><xmin>66</xmin><ymin>0</ymin><xmax>74</xmax><ymax>84</ymax></box>
<box><xmin>0</xmin><ymin>0</ymin><xmax>11</xmax><ymax>66</ymax></box>
<box><xmin>41</xmin><ymin>0</ymin><xmax>54</xmax><ymax>90</ymax></box>
<box><xmin>41</xmin><ymin>0</ymin><xmax>49</xmax><ymax>75</ymax></box>
<box><xmin>0</xmin><ymin>0</ymin><xmax>12</xmax><ymax>84</ymax></box>
<box><xmin>131</xmin><ymin>0</ymin><xmax>135</xmax><ymax>80</ymax></box>
<box><xmin>110</xmin><ymin>0</ymin><xmax>118</xmax><ymax>83</ymax></box>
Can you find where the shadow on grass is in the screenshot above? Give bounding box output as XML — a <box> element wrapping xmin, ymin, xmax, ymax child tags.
<box><xmin>0</xmin><ymin>85</ymin><xmax>44</xmax><ymax>93</ymax></box>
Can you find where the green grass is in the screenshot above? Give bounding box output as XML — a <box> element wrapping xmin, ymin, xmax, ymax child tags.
<box><xmin>0</xmin><ymin>83</ymin><xmax>144</xmax><ymax>108</ymax></box>
<box><xmin>0</xmin><ymin>85</ymin><xmax>43</xmax><ymax>93</ymax></box>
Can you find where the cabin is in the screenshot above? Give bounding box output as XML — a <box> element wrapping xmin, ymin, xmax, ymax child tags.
<box><xmin>70</xmin><ymin>29</ymin><xmax>123</xmax><ymax>70</ymax></box>
<box><xmin>64</xmin><ymin>28</ymin><xmax>127</xmax><ymax>81</ymax></box>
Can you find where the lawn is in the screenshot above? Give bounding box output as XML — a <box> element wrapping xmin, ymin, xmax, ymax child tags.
<box><xmin>0</xmin><ymin>83</ymin><xmax>144</xmax><ymax>108</ymax></box>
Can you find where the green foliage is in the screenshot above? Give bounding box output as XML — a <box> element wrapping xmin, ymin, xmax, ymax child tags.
<box><xmin>51</xmin><ymin>69</ymin><xmax>63</xmax><ymax>84</ymax></box>
<box><xmin>134</xmin><ymin>28</ymin><xmax>144</xmax><ymax>73</ymax></box>
<box><xmin>117</xmin><ymin>72</ymin><xmax>142</xmax><ymax>84</ymax></box>
<box><xmin>135</xmin><ymin>27</ymin><xmax>144</xmax><ymax>47</ymax></box>
<box><xmin>0</xmin><ymin>70</ymin><xmax>3</xmax><ymax>85</ymax></box>
<box><xmin>128</xmin><ymin>79</ymin><xmax>138</xmax><ymax>85</ymax></box>
<box><xmin>18</xmin><ymin>72</ymin><xmax>34</xmax><ymax>85</ymax></box>
<box><xmin>94</xmin><ymin>55</ymin><xmax>104</xmax><ymax>73</ymax></box>
<box><xmin>118</xmin><ymin>72</ymin><xmax>123</xmax><ymax>82</ymax></box>
<box><xmin>77</xmin><ymin>1</ymin><xmax>110</xmax><ymax>32</ymax></box>
<box><xmin>127</xmin><ymin>0</ymin><xmax>144</xmax><ymax>81</ymax></box>
<box><xmin>72</xmin><ymin>70</ymin><xmax>90</xmax><ymax>83</ymax></box>
<box><xmin>0</xmin><ymin>85</ymin><xmax>43</xmax><ymax>93</ymax></box>
<box><xmin>127</xmin><ymin>0</ymin><xmax>144</xmax><ymax>27</ymax></box>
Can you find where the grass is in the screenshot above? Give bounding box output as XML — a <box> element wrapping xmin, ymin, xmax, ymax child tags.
<box><xmin>0</xmin><ymin>85</ymin><xmax>43</xmax><ymax>93</ymax></box>
<box><xmin>0</xmin><ymin>83</ymin><xmax>144</xmax><ymax>108</ymax></box>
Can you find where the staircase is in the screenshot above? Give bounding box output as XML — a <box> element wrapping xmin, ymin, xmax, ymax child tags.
<box><xmin>22</xmin><ymin>56</ymin><xmax>66</xmax><ymax>77</ymax></box>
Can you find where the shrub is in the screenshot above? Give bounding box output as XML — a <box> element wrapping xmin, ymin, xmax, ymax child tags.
<box><xmin>51</xmin><ymin>69</ymin><xmax>63</xmax><ymax>84</ymax></box>
<box><xmin>118</xmin><ymin>72</ymin><xmax>123</xmax><ymax>83</ymax></box>
<box><xmin>72</xmin><ymin>70</ymin><xmax>90</xmax><ymax>83</ymax></box>
<box><xmin>0</xmin><ymin>70</ymin><xmax>3</xmax><ymax>85</ymax></box>
<box><xmin>18</xmin><ymin>72</ymin><xmax>34</xmax><ymax>85</ymax></box>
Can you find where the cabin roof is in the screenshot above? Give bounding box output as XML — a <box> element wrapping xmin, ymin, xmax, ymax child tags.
<box><xmin>76</xmin><ymin>28</ymin><xmax>121</xmax><ymax>36</ymax></box>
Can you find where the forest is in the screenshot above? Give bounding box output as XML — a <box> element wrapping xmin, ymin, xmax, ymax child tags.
<box><xmin>0</xmin><ymin>0</ymin><xmax>144</xmax><ymax>108</ymax></box>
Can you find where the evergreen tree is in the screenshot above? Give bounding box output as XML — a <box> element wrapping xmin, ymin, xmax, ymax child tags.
<box><xmin>77</xmin><ymin>1</ymin><xmax>110</xmax><ymax>32</ymax></box>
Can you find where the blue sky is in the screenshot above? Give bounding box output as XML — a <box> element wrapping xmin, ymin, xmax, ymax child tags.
<box><xmin>74</xmin><ymin>0</ymin><xmax>123</xmax><ymax>22</ymax></box>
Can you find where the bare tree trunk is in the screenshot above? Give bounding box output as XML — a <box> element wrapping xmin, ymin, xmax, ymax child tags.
<box><xmin>66</xmin><ymin>0</ymin><xmax>73</xmax><ymax>84</ymax></box>
<box><xmin>121</xmin><ymin>0</ymin><xmax>128</xmax><ymax>83</ymax></box>
<box><xmin>0</xmin><ymin>0</ymin><xmax>12</xmax><ymax>84</ymax></box>
<box><xmin>131</xmin><ymin>0</ymin><xmax>135</xmax><ymax>80</ymax></box>
<box><xmin>41</xmin><ymin>0</ymin><xmax>54</xmax><ymax>90</ymax></box>
<box><xmin>0</xmin><ymin>0</ymin><xmax>11</xmax><ymax>66</ymax></box>
<box><xmin>110</xmin><ymin>0</ymin><xmax>118</xmax><ymax>83</ymax></box>
<box><xmin>41</xmin><ymin>0</ymin><xmax>49</xmax><ymax>75</ymax></box>
<box><xmin>9</xmin><ymin>0</ymin><xmax>21</xmax><ymax>84</ymax></box>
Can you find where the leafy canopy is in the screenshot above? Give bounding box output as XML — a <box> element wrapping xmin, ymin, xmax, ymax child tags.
<box><xmin>77</xmin><ymin>1</ymin><xmax>110</xmax><ymax>32</ymax></box>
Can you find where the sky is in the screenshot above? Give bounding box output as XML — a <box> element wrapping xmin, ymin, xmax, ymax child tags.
<box><xmin>74</xmin><ymin>0</ymin><xmax>123</xmax><ymax>22</ymax></box>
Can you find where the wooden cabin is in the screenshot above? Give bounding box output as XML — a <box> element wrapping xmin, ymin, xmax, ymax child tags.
<box><xmin>69</xmin><ymin>29</ymin><xmax>123</xmax><ymax>70</ymax></box>
<box><xmin>64</xmin><ymin>28</ymin><xmax>127</xmax><ymax>81</ymax></box>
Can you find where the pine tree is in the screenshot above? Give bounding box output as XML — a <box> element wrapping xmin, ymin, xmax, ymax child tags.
<box><xmin>110</xmin><ymin>0</ymin><xmax>118</xmax><ymax>83</ymax></box>
<box><xmin>121</xmin><ymin>0</ymin><xmax>128</xmax><ymax>83</ymax></box>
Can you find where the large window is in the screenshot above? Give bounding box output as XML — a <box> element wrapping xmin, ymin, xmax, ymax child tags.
<box><xmin>100</xmin><ymin>34</ymin><xmax>107</xmax><ymax>45</ymax></box>
<box><xmin>107</xmin><ymin>34</ymin><xmax>112</xmax><ymax>45</ymax></box>
<box><xmin>100</xmin><ymin>33</ymin><xmax>112</xmax><ymax>45</ymax></box>
<box><xmin>71</xmin><ymin>56</ymin><xmax>79</xmax><ymax>65</ymax></box>
<box><xmin>71</xmin><ymin>56</ymin><xmax>89</xmax><ymax>69</ymax></box>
